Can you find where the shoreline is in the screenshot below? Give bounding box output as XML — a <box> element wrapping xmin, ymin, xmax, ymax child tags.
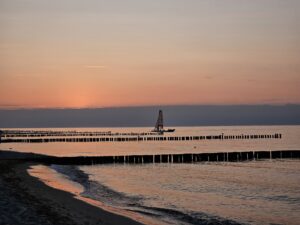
<box><xmin>28</xmin><ymin>163</ymin><xmax>161</xmax><ymax>225</ymax></box>
<box><xmin>1</xmin><ymin>149</ymin><xmax>300</xmax><ymax>225</ymax></box>
<box><xmin>0</xmin><ymin>159</ymin><xmax>143</xmax><ymax>225</ymax></box>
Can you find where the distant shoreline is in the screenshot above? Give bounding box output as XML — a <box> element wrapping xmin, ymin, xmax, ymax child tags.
<box><xmin>1</xmin><ymin>105</ymin><xmax>299</xmax><ymax>128</ymax></box>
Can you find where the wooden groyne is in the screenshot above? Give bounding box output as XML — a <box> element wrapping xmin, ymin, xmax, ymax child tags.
<box><xmin>25</xmin><ymin>150</ymin><xmax>300</xmax><ymax>165</ymax></box>
<box><xmin>1</xmin><ymin>133</ymin><xmax>282</xmax><ymax>143</ymax></box>
<box><xmin>1</xmin><ymin>130</ymin><xmax>158</xmax><ymax>138</ymax></box>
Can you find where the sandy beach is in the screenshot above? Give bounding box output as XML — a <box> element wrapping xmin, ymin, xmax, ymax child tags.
<box><xmin>0</xmin><ymin>153</ymin><xmax>142</xmax><ymax>225</ymax></box>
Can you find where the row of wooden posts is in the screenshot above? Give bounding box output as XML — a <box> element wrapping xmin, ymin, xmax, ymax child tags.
<box><xmin>1</xmin><ymin>133</ymin><xmax>282</xmax><ymax>143</ymax></box>
<box><xmin>1</xmin><ymin>131</ymin><xmax>157</xmax><ymax>138</ymax></box>
<box><xmin>30</xmin><ymin>150</ymin><xmax>299</xmax><ymax>165</ymax></box>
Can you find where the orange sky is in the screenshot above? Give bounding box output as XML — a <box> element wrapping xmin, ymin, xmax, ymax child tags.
<box><xmin>1</xmin><ymin>0</ymin><xmax>300</xmax><ymax>108</ymax></box>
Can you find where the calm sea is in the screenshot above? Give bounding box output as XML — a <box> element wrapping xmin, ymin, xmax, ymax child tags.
<box><xmin>2</xmin><ymin>125</ymin><xmax>300</xmax><ymax>224</ymax></box>
<box><xmin>1</xmin><ymin>125</ymin><xmax>300</xmax><ymax>156</ymax></box>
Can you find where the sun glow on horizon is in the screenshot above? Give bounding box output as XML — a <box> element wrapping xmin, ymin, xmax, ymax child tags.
<box><xmin>1</xmin><ymin>0</ymin><xmax>299</xmax><ymax>109</ymax></box>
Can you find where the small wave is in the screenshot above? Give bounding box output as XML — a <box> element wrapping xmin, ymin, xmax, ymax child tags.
<box><xmin>50</xmin><ymin>164</ymin><xmax>142</xmax><ymax>208</ymax></box>
<box><xmin>51</xmin><ymin>164</ymin><xmax>90</xmax><ymax>189</ymax></box>
<box><xmin>134</xmin><ymin>206</ymin><xmax>243</xmax><ymax>225</ymax></box>
<box><xmin>51</xmin><ymin>164</ymin><xmax>243</xmax><ymax>225</ymax></box>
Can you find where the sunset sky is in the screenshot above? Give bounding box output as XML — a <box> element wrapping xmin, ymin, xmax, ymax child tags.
<box><xmin>1</xmin><ymin>0</ymin><xmax>299</xmax><ymax>108</ymax></box>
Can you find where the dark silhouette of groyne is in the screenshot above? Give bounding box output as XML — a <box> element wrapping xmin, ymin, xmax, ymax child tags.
<box><xmin>1</xmin><ymin>150</ymin><xmax>299</xmax><ymax>165</ymax></box>
<box><xmin>1</xmin><ymin>133</ymin><xmax>282</xmax><ymax>143</ymax></box>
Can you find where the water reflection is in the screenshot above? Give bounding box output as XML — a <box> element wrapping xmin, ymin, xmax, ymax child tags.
<box><xmin>80</xmin><ymin>160</ymin><xmax>300</xmax><ymax>225</ymax></box>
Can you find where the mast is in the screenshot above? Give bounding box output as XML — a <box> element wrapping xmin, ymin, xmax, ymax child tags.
<box><xmin>155</xmin><ymin>110</ymin><xmax>164</xmax><ymax>132</ymax></box>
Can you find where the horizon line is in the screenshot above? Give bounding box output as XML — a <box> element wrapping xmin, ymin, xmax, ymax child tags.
<box><xmin>0</xmin><ymin>103</ymin><xmax>299</xmax><ymax>110</ymax></box>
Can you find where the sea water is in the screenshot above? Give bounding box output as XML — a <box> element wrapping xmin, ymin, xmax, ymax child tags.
<box><xmin>1</xmin><ymin>126</ymin><xmax>300</xmax><ymax>156</ymax></box>
<box><xmin>74</xmin><ymin>160</ymin><xmax>300</xmax><ymax>225</ymax></box>
<box><xmin>2</xmin><ymin>126</ymin><xmax>300</xmax><ymax>224</ymax></box>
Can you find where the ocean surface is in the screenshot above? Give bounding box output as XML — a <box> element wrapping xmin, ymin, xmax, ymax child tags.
<box><xmin>75</xmin><ymin>160</ymin><xmax>300</xmax><ymax>225</ymax></box>
<box><xmin>2</xmin><ymin>126</ymin><xmax>300</xmax><ymax>224</ymax></box>
<box><xmin>1</xmin><ymin>125</ymin><xmax>300</xmax><ymax>156</ymax></box>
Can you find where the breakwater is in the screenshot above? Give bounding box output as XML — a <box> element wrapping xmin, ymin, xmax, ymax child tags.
<box><xmin>12</xmin><ymin>150</ymin><xmax>299</xmax><ymax>165</ymax></box>
<box><xmin>1</xmin><ymin>130</ymin><xmax>156</xmax><ymax>138</ymax></box>
<box><xmin>1</xmin><ymin>133</ymin><xmax>282</xmax><ymax>143</ymax></box>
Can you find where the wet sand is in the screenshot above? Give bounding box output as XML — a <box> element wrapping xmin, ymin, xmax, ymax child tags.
<box><xmin>0</xmin><ymin>157</ymin><xmax>142</xmax><ymax>225</ymax></box>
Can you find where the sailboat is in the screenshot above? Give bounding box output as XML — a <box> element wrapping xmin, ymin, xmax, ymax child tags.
<box><xmin>152</xmin><ymin>110</ymin><xmax>175</xmax><ymax>133</ymax></box>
